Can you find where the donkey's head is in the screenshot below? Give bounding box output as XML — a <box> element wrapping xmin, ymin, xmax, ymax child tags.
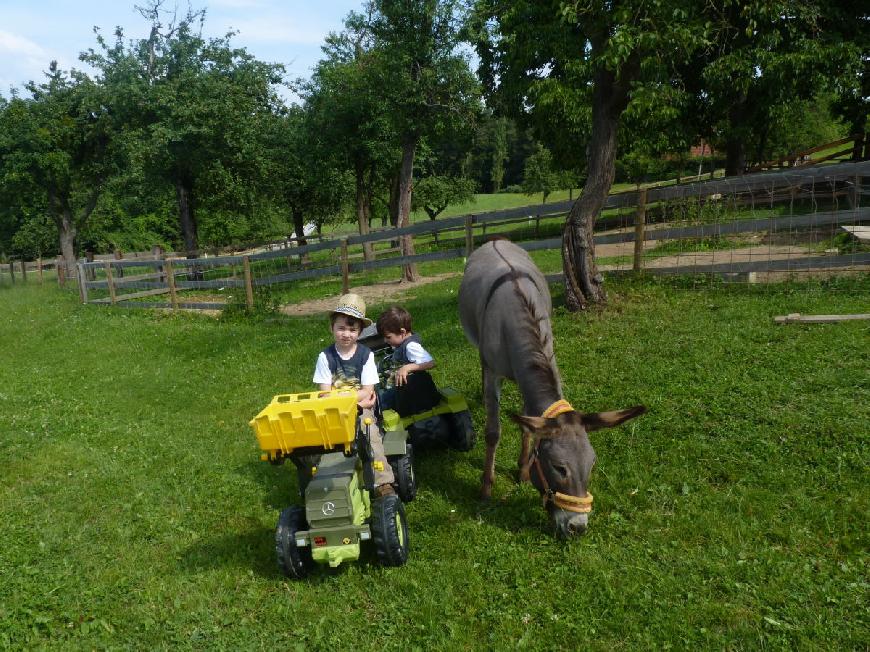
<box><xmin>512</xmin><ymin>405</ymin><xmax>646</xmax><ymax>538</ymax></box>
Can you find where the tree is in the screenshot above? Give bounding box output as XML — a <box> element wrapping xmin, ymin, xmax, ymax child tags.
<box><xmin>522</xmin><ymin>144</ymin><xmax>561</xmax><ymax>203</ymax></box>
<box><xmin>820</xmin><ymin>0</ymin><xmax>869</xmax><ymax>160</ymax></box>
<box><xmin>264</xmin><ymin>106</ymin><xmax>352</xmax><ymax>247</ymax></box>
<box><xmin>85</xmin><ymin>3</ymin><xmax>284</xmax><ymax>259</ymax></box>
<box><xmin>474</xmin><ymin>0</ymin><xmax>707</xmax><ymax>309</ymax></box>
<box><xmin>0</xmin><ymin>63</ymin><xmax>115</xmax><ymax>274</ymax></box>
<box><xmin>367</xmin><ymin>0</ymin><xmax>480</xmax><ymax>281</ymax></box>
<box><xmin>302</xmin><ymin>18</ymin><xmax>398</xmax><ymax>261</ymax></box>
<box><xmin>412</xmin><ymin>175</ymin><xmax>475</xmax><ymax>220</ymax></box>
<box><xmin>692</xmin><ymin>1</ymin><xmax>860</xmax><ymax>175</ymax></box>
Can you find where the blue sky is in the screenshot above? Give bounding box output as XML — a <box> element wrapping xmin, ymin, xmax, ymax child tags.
<box><xmin>0</xmin><ymin>0</ymin><xmax>362</xmax><ymax>100</ymax></box>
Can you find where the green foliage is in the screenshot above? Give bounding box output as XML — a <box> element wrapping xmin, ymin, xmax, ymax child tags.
<box><xmin>1</xmin><ymin>277</ymin><xmax>868</xmax><ymax>648</ymax></box>
<box><xmin>521</xmin><ymin>144</ymin><xmax>564</xmax><ymax>203</ymax></box>
<box><xmin>84</xmin><ymin>3</ymin><xmax>286</xmax><ymax>253</ymax></box>
<box><xmin>412</xmin><ymin>175</ymin><xmax>476</xmax><ymax>219</ymax></box>
<box><xmin>0</xmin><ymin>63</ymin><xmax>118</xmax><ymax>265</ymax></box>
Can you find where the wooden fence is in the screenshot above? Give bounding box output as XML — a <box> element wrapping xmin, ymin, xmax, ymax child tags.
<box><xmin>71</xmin><ymin>159</ymin><xmax>869</xmax><ymax>311</ymax></box>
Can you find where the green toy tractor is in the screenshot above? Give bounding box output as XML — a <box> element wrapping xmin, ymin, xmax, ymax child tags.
<box><xmin>251</xmin><ymin>391</ymin><xmax>410</xmax><ymax>577</ymax></box>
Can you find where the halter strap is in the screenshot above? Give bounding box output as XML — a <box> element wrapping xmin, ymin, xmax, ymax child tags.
<box><xmin>531</xmin><ymin>456</ymin><xmax>593</xmax><ymax>513</ymax></box>
<box><xmin>542</xmin><ymin>399</ymin><xmax>574</xmax><ymax>419</ymax></box>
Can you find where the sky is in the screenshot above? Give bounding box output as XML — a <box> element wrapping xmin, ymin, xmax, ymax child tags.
<box><xmin>0</xmin><ymin>0</ymin><xmax>363</xmax><ymax>101</ymax></box>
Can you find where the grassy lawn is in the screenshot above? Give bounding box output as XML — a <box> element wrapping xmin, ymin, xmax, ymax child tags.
<box><xmin>1</xmin><ymin>275</ymin><xmax>868</xmax><ymax>650</ymax></box>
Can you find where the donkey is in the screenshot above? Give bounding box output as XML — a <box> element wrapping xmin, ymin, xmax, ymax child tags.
<box><xmin>458</xmin><ymin>240</ymin><xmax>645</xmax><ymax>537</ymax></box>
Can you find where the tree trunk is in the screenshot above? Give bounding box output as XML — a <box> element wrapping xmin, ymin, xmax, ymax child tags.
<box><xmin>58</xmin><ymin>208</ymin><xmax>77</xmax><ymax>280</ymax></box>
<box><xmin>725</xmin><ymin>94</ymin><xmax>748</xmax><ymax>176</ymax></box>
<box><xmin>562</xmin><ymin>59</ymin><xmax>631</xmax><ymax>311</ymax></box>
<box><xmin>397</xmin><ymin>137</ymin><xmax>418</xmax><ymax>282</ymax></box>
<box><xmin>291</xmin><ymin>207</ymin><xmax>308</xmax><ymax>247</ymax></box>
<box><xmin>291</xmin><ymin>206</ymin><xmax>310</xmax><ymax>266</ymax></box>
<box><xmin>176</xmin><ymin>177</ymin><xmax>202</xmax><ymax>281</ymax></box>
<box><xmin>354</xmin><ymin>160</ymin><xmax>374</xmax><ymax>262</ymax></box>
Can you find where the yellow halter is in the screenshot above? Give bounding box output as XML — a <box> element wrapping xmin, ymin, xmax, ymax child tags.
<box><xmin>542</xmin><ymin>399</ymin><xmax>574</xmax><ymax>419</ymax></box>
<box><xmin>530</xmin><ymin>399</ymin><xmax>593</xmax><ymax>513</ymax></box>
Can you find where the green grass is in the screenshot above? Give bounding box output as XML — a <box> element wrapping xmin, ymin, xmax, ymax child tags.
<box><xmin>2</xmin><ymin>275</ymin><xmax>868</xmax><ymax>650</ymax></box>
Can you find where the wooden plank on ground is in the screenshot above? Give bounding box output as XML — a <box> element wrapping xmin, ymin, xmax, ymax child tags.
<box><xmin>841</xmin><ymin>225</ymin><xmax>870</xmax><ymax>242</ymax></box>
<box><xmin>774</xmin><ymin>313</ymin><xmax>870</xmax><ymax>324</ymax></box>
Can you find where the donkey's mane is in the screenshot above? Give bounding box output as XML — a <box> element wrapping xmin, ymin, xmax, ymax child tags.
<box><xmin>492</xmin><ymin>243</ymin><xmax>559</xmax><ymax>391</ymax></box>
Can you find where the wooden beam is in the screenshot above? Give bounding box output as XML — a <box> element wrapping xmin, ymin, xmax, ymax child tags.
<box><xmin>633</xmin><ymin>188</ymin><xmax>647</xmax><ymax>272</ymax></box>
<box><xmin>774</xmin><ymin>313</ymin><xmax>870</xmax><ymax>324</ymax></box>
<box><xmin>243</xmin><ymin>256</ymin><xmax>254</xmax><ymax>310</ymax></box>
<box><xmin>165</xmin><ymin>259</ymin><xmax>178</xmax><ymax>310</ymax></box>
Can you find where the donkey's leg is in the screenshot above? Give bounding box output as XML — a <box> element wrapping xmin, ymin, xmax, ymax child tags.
<box><xmin>480</xmin><ymin>362</ymin><xmax>503</xmax><ymax>500</ymax></box>
<box><xmin>517</xmin><ymin>431</ymin><xmax>532</xmax><ymax>483</ymax></box>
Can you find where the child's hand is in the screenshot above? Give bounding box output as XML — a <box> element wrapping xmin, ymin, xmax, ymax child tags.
<box><xmin>395</xmin><ymin>365</ymin><xmax>414</xmax><ymax>386</ymax></box>
<box><xmin>357</xmin><ymin>387</ymin><xmax>376</xmax><ymax>409</ymax></box>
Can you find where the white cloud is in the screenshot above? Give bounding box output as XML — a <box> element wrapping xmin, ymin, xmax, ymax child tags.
<box><xmin>0</xmin><ymin>29</ymin><xmax>49</xmax><ymax>60</ymax></box>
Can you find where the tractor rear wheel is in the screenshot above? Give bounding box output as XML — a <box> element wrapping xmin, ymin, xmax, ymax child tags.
<box><xmin>276</xmin><ymin>506</ymin><xmax>313</xmax><ymax>579</ymax></box>
<box><xmin>370</xmin><ymin>494</ymin><xmax>409</xmax><ymax>567</ymax></box>
<box><xmin>446</xmin><ymin>410</ymin><xmax>475</xmax><ymax>452</ymax></box>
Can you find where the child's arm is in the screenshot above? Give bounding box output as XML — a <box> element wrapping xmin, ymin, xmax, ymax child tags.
<box><xmin>395</xmin><ymin>340</ymin><xmax>435</xmax><ymax>386</ymax></box>
<box><xmin>394</xmin><ymin>360</ymin><xmax>435</xmax><ymax>386</ymax></box>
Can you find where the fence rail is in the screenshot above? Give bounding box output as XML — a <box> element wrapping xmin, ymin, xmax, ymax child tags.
<box><xmin>71</xmin><ymin>159</ymin><xmax>870</xmax><ymax>309</ymax></box>
<box><xmin>7</xmin><ymin>159</ymin><xmax>867</xmax><ymax>307</ymax></box>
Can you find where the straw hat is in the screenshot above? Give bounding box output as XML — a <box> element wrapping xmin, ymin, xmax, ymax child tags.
<box><xmin>331</xmin><ymin>293</ymin><xmax>372</xmax><ymax>327</ymax></box>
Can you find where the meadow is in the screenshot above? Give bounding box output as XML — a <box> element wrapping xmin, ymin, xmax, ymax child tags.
<box><xmin>1</xmin><ymin>273</ymin><xmax>867</xmax><ymax>650</ymax></box>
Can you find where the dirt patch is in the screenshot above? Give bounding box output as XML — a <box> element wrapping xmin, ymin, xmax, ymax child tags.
<box><xmin>278</xmin><ymin>272</ymin><xmax>459</xmax><ymax>317</ymax></box>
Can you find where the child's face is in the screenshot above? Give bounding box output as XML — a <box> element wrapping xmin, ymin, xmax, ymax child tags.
<box><xmin>332</xmin><ymin>314</ymin><xmax>362</xmax><ymax>349</ymax></box>
<box><xmin>382</xmin><ymin>328</ymin><xmax>409</xmax><ymax>348</ymax></box>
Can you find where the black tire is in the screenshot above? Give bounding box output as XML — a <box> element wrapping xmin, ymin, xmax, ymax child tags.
<box><xmin>446</xmin><ymin>410</ymin><xmax>476</xmax><ymax>452</ymax></box>
<box><xmin>389</xmin><ymin>444</ymin><xmax>417</xmax><ymax>503</ymax></box>
<box><xmin>370</xmin><ymin>494</ymin><xmax>409</xmax><ymax>567</ymax></box>
<box><xmin>275</xmin><ymin>506</ymin><xmax>313</xmax><ymax>579</ymax></box>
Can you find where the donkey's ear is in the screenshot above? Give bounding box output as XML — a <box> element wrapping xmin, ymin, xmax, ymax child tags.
<box><xmin>581</xmin><ymin>405</ymin><xmax>646</xmax><ymax>432</ymax></box>
<box><xmin>510</xmin><ymin>414</ymin><xmax>549</xmax><ymax>433</ymax></box>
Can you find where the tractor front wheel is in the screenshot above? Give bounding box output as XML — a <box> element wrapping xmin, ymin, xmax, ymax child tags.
<box><xmin>370</xmin><ymin>494</ymin><xmax>409</xmax><ymax>567</ymax></box>
<box><xmin>389</xmin><ymin>444</ymin><xmax>417</xmax><ymax>503</ymax></box>
<box><xmin>276</xmin><ymin>506</ymin><xmax>313</xmax><ymax>579</ymax></box>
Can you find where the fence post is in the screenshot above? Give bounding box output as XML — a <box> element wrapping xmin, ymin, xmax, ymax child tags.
<box><xmin>243</xmin><ymin>256</ymin><xmax>254</xmax><ymax>310</ymax></box>
<box><xmin>37</xmin><ymin>258</ymin><xmax>43</xmax><ymax>284</ymax></box>
<box><xmin>535</xmin><ymin>213</ymin><xmax>541</xmax><ymax>238</ymax></box>
<box><xmin>165</xmin><ymin>259</ymin><xmax>178</xmax><ymax>310</ymax></box>
<box><xmin>633</xmin><ymin>188</ymin><xmax>647</xmax><ymax>273</ymax></box>
<box><xmin>77</xmin><ymin>260</ymin><xmax>88</xmax><ymax>303</ymax></box>
<box><xmin>20</xmin><ymin>260</ymin><xmax>26</xmax><ymax>283</ymax></box>
<box><xmin>340</xmin><ymin>238</ymin><xmax>350</xmax><ymax>294</ymax></box>
<box><xmin>152</xmin><ymin>245</ymin><xmax>165</xmax><ymax>283</ymax></box>
<box><xmin>105</xmin><ymin>261</ymin><xmax>117</xmax><ymax>305</ymax></box>
<box><xmin>465</xmin><ymin>215</ymin><xmax>474</xmax><ymax>257</ymax></box>
<box><xmin>114</xmin><ymin>249</ymin><xmax>125</xmax><ymax>278</ymax></box>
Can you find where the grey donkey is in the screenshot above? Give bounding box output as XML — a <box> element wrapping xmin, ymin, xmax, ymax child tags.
<box><xmin>458</xmin><ymin>239</ymin><xmax>645</xmax><ymax>537</ymax></box>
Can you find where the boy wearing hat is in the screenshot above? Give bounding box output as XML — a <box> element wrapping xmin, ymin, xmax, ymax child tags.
<box><xmin>313</xmin><ymin>293</ymin><xmax>396</xmax><ymax>496</ymax></box>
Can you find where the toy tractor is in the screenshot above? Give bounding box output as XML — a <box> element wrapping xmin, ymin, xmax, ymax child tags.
<box><xmin>250</xmin><ymin>391</ymin><xmax>410</xmax><ymax>578</ymax></box>
<box><xmin>360</xmin><ymin>325</ymin><xmax>476</xmax><ymax>455</ymax></box>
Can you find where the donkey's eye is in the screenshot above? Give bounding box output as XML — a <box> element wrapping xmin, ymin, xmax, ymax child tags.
<box><xmin>552</xmin><ymin>463</ymin><xmax>569</xmax><ymax>478</ymax></box>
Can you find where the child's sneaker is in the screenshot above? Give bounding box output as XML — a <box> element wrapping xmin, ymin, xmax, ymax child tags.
<box><xmin>374</xmin><ymin>484</ymin><xmax>396</xmax><ymax>498</ymax></box>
